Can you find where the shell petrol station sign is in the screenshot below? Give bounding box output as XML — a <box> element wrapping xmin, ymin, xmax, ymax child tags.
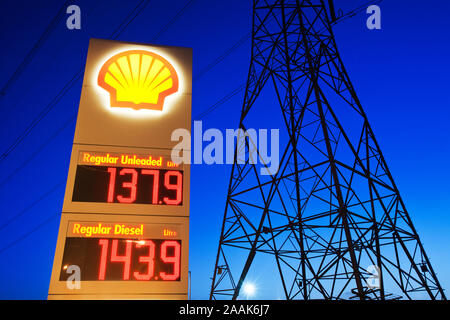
<box><xmin>48</xmin><ymin>38</ymin><xmax>191</xmax><ymax>299</ymax></box>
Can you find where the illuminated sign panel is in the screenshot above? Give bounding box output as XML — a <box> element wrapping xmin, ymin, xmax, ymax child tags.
<box><xmin>60</xmin><ymin>238</ymin><xmax>181</xmax><ymax>281</ymax></box>
<box><xmin>98</xmin><ymin>50</ymin><xmax>179</xmax><ymax>110</ymax></box>
<box><xmin>73</xmin><ymin>166</ymin><xmax>183</xmax><ymax>205</ymax></box>
<box><xmin>49</xmin><ymin>39</ymin><xmax>191</xmax><ymax>300</ymax></box>
<box><xmin>72</xmin><ymin>39</ymin><xmax>191</xmax><ymax>149</ymax></box>
<box><xmin>72</xmin><ymin>165</ymin><xmax>183</xmax><ymax>205</ymax></box>
<box><xmin>59</xmin><ymin>222</ymin><xmax>182</xmax><ymax>282</ymax></box>
<box><xmin>49</xmin><ymin>214</ymin><xmax>188</xmax><ymax>298</ymax></box>
<box><xmin>73</xmin><ymin>151</ymin><xmax>183</xmax><ymax>205</ymax></box>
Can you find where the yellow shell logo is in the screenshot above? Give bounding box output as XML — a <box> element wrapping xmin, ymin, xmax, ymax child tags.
<box><xmin>98</xmin><ymin>50</ymin><xmax>178</xmax><ymax>111</ymax></box>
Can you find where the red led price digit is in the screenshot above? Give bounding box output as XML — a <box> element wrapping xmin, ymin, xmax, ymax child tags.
<box><xmin>107</xmin><ymin>168</ymin><xmax>116</xmax><ymax>203</ymax></box>
<box><xmin>160</xmin><ymin>241</ymin><xmax>181</xmax><ymax>280</ymax></box>
<box><xmin>141</xmin><ymin>169</ymin><xmax>160</xmax><ymax>204</ymax></box>
<box><xmin>133</xmin><ymin>240</ymin><xmax>156</xmax><ymax>280</ymax></box>
<box><xmin>98</xmin><ymin>239</ymin><xmax>109</xmax><ymax>280</ymax></box>
<box><xmin>110</xmin><ymin>239</ymin><xmax>132</xmax><ymax>280</ymax></box>
<box><xmin>163</xmin><ymin>171</ymin><xmax>182</xmax><ymax>205</ymax></box>
<box><xmin>117</xmin><ymin>168</ymin><xmax>138</xmax><ymax>203</ymax></box>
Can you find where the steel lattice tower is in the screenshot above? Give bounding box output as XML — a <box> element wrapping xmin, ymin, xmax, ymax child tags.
<box><xmin>210</xmin><ymin>0</ymin><xmax>446</xmax><ymax>300</ymax></box>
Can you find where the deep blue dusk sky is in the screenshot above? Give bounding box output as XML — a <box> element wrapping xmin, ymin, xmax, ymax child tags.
<box><xmin>0</xmin><ymin>0</ymin><xmax>449</xmax><ymax>299</ymax></box>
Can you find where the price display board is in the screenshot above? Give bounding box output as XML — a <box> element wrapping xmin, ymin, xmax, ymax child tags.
<box><xmin>50</xmin><ymin>214</ymin><xmax>188</xmax><ymax>299</ymax></box>
<box><xmin>60</xmin><ymin>238</ymin><xmax>182</xmax><ymax>281</ymax></box>
<box><xmin>72</xmin><ymin>152</ymin><xmax>184</xmax><ymax>205</ymax></box>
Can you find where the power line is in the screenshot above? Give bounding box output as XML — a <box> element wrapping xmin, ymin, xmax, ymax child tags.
<box><xmin>0</xmin><ymin>80</ymin><xmax>245</xmax><ymax>233</ymax></box>
<box><xmin>194</xmin><ymin>83</ymin><xmax>245</xmax><ymax>120</ymax></box>
<box><xmin>0</xmin><ymin>0</ymin><xmax>239</xmax><ymax>166</ymax></box>
<box><xmin>0</xmin><ymin>0</ymin><xmax>199</xmax><ymax>256</ymax></box>
<box><xmin>0</xmin><ymin>0</ymin><xmax>375</xmax><ymax>180</ymax></box>
<box><xmin>0</xmin><ymin>1</ymin><xmax>71</xmax><ymax>96</ymax></box>
<box><xmin>151</xmin><ymin>0</ymin><xmax>196</xmax><ymax>42</ymax></box>
<box><xmin>0</xmin><ymin>80</ymin><xmax>244</xmax><ymax>191</ymax></box>
<box><xmin>193</xmin><ymin>1</ymin><xmax>388</xmax><ymax>120</ymax></box>
<box><xmin>111</xmin><ymin>0</ymin><xmax>152</xmax><ymax>39</ymax></box>
<box><xmin>0</xmin><ymin>114</ymin><xmax>76</xmax><ymax>189</ymax></box>
<box><xmin>0</xmin><ymin>71</ymin><xmax>82</xmax><ymax>164</ymax></box>
<box><xmin>0</xmin><ymin>180</ymin><xmax>65</xmax><ymax>233</ymax></box>
<box><xmin>0</xmin><ymin>81</ymin><xmax>246</xmax><ymax>255</ymax></box>
<box><xmin>332</xmin><ymin>0</ymin><xmax>384</xmax><ymax>25</ymax></box>
<box><xmin>0</xmin><ymin>0</ymin><xmax>105</xmax><ymax>124</ymax></box>
<box><xmin>1</xmin><ymin>0</ymin><xmax>377</xmax><ymax>254</ymax></box>
<box><xmin>0</xmin><ymin>212</ymin><xmax>60</xmax><ymax>256</ymax></box>
<box><xmin>0</xmin><ymin>5</ymin><xmax>245</xmax><ymax>182</ymax></box>
<box><xmin>0</xmin><ymin>0</ymin><xmax>153</xmax><ymax>166</ymax></box>
<box><xmin>194</xmin><ymin>32</ymin><xmax>250</xmax><ymax>81</ymax></box>
<box><xmin>0</xmin><ymin>0</ymin><xmax>381</xmax><ymax>167</ymax></box>
<box><xmin>0</xmin><ymin>0</ymin><xmax>200</xmax><ymax>167</ymax></box>
<box><xmin>0</xmin><ymin>0</ymin><xmax>154</xmax><ymax>254</ymax></box>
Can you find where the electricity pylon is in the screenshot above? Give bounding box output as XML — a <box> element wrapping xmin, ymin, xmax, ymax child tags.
<box><xmin>210</xmin><ymin>0</ymin><xmax>446</xmax><ymax>300</ymax></box>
